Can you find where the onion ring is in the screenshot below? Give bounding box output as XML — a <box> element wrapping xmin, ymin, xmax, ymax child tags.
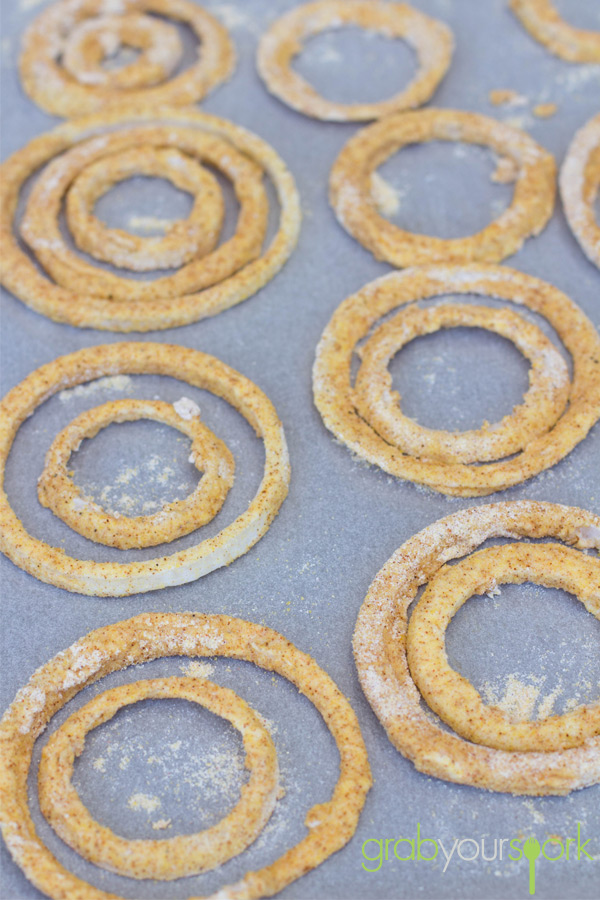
<box><xmin>0</xmin><ymin>613</ymin><xmax>372</xmax><ymax>898</ymax></box>
<box><xmin>560</xmin><ymin>113</ymin><xmax>600</xmax><ymax>270</ymax></box>
<box><xmin>257</xmin><ymin>0</ymin><xmax>454</xmax><ymax>122</ymax></box>
<box><xmin>19</xmin><ymin>0</ymin><xmax>236</xmax><ymax>117</ymax></box>
<box><xmin>20</xmin><ymin>127</ymin><xmax>268</xmax><ymax>303</ymax></box>
<box><xmin>407</xmin><ymin>542</ymin><xmax>600</xmax><ymax>753</ymax></box>
<box><xmin>37</xmin><ymin>399</ymin><xmax>235</xmax><ymax>550</ymax></box>
<box><xmin>329</xmin><ymin>108</ymin><xmax>556</xmax><ymax>266</ymax></box>
<box><xmin>38</xmin><ymin>677</ymin><xmax>279</xmax><ymax>880</ymax></box>
<box><xmin>65</xmin><ymin>146</ymin><xmax>225</xmax><ymax>271</ymax></box>
<box><xmin>353</xmin><ymin>302</ymin><xmax>570</xmax><ymax>465</ymax></box>
<box><xmin>313</xmin><ymin>264</ymin><xmax>600</xmax><ymax>496</ymax></box>
<box><xmin>0</xmin><ymin>107</ymin><xmax>301</xmax><ymax>331</ymax></box>
<box><xmin>0</xmin><ymin>343</ymin><xmax>290</xmax><ymax>596</ymax></box>
<box><xmin>62</xmin><ymin>13</ymin><xmax>182</xmax><ymax>90</ymax></box>
<box><xmin>353</xmin><ymin>500</ymin><xmax>600</xmax><ymax>795</ymax></box>
<box><xmin>510</xmin><ymin>0</ymin><xmax>600</xmax><ymax>63</ymax></box>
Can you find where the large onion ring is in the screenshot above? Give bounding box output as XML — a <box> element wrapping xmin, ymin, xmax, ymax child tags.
<box><xmin>407</xmin><ymin>542</ymin><xmax>600</xmax><ymax>753</ymax></box>
<box><xmin>313</xmin><ymin>264</ymin><xmax>600</xmax><ymax>496</ymax></box>
<box><xmin>0</xmin><ymin>343</ymin><xmax>290</xmax><ymax>596</ymax></box>
<box><xmin>38</xmin><ymin>677</ymin><xmax>279</xmax><ymax>880</ymax></box>
<box><xmin>19</xmin><ymin>0</ymin><xmax>236</xmax><ymax>117</ymax></box>
<box><xmin>510</xmin><ymin>0</ymin><xmax>600</xmax><ymax>63</ymax></box>
<box><xmin>560</xmin><ymin>113</ymin><xmax>600</xmax><ymax>270</ymax></box>
<box><xmin>0</xmin><ymin>107</ymin><xmax>301</xmax><ymax>332</ymax></box>
<box><xmin>0</xmin><ymin>613</ymin><xmax>372</xmax><ymax>898</ymax></box>
<box><xmin>353</xmin><ymin>500</ymin><xmax>600</xmax><ymax>795</ymax></box>
<box><xmin>329</xmin><ymin>108</ymin><xmax>556</xmax><ymax>266</ymax></box>
<box><xmin>257</xmin><ymin>0</ymin><xmax>454</xmax><ymax>122</ymax></box>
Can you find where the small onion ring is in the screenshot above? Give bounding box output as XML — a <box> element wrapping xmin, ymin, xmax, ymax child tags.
<box><xmin>0</xmin><ymin>343</ymin><xmax>290</xmax><ymax>596</ymax></box>
<box><xmin>0</xmin><ymin>106</ymin><xmax>301</xmax><ymax>331</ymax></box>
<box><xmin>62</xmin><ymin>13</ymin><xmax>182</xmax><ymax>90</ymax></box>
<box><xmin>19</xmin><ymin>0</ymin><xmax>236</xmax><ymax>117</ymax></box>
<box><xmin>510</xmin><ymin>0</ymin><xmax>600</xmax><ymax>63</ymax></box>
<box><xmin>560</xmin><ymin>113</ymin><xmax>600</xmax><ymax>270</ymax></box>
<box><xmin>38</xmin><ymin>677</ymin><xmax>279</xmax><ymax>880</ymax></box>
<box><xmin>65</xmin><ymin>146</ymin><xmax>225</xmax><ymax>271</ymax></box>
<box><xmin>329</xmin><ymin>108</ymin><xmax>556</xmax><ymax>267</ymax></box>
<box><xmin>0</xmin><ymin>613</ymin><xmax>372</xmax><ymax>899</ymax></box>
<box><xmin>37</xmin><ymin>399</ymin><xmax>235</xmax><ymax>550</ymax></box>
<box><xmin>407</xmin><ymin>542</ymin><xmax>600</xmax><ymax>752</ymax></box>
<box><xmin>353</xmin><ymin>302</ymin><xmax>570</xmax><ymax>465</ymax></box>
<box><xmin>257</xmin><ymin>0</ymin><xmax>454</xmax><ymax>122</ymax></box>
<box><xmin>354</xmin><ymin>500</ymin><xmax>600</xmax><ymax>795</ymax></box>
<box><xmin>313</xmin><ymin>264</ymin><xmax>600</xmax><ymax>496</ymax></box>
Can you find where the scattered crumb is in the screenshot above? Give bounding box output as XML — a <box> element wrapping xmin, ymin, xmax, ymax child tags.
<box><xmin>127</xmin><ymin>793</ymin><xmax>161</xmax><ymax>814</ymax></box>
<box><xmin>492</xmin><ymin>156</ymin><xmax>519</xmax><ymax>184</ymax></box>
<box><xmin>522</xmin><ymin>799</ymin><xmax>545</xmax><ymax>825</ymax></box>
<box><xmin>58</xmin><ymin>375</ymin><xmax>133</xmax><ymax>402</ymax></box>
<box><xmin>173</xmin><ymin>397</ymin><xmax>201</xmax><ymax>420</ymax></box>
<box><xmin>533</xmin><ymin>102</ymin><xmax>558</xmax><ymax>119</ymax></box>
<box><xmin>481</xmin><ymin>675</ymin><xmax>540</xmax><ymax>722</ymax></box>
<box><xmin>489</xmin><ymin>89</ymin><xmax>526</xmax><ymax>108</ymax></box>
<box><xmin>179</xmin><ymin>660</ymin><xmax>214</xmax><ymax>679</ymax></box>
<box><xmin>92</xmin><ymin>757</ymin><xmax>106</xmax><ymax>773</ymax></box>
<box><xmin>152</xmin><ymin>818</ymin><xmax>172</xmax><ymax>831</ymax></box>
<box><xmin>370</xmin><ymin>172</ymin><xmax>402</xmax><ymax>217</ymax></box>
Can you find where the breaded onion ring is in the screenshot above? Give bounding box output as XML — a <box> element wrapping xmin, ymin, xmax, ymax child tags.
<box><xmin>354</xmin><ymin>500</ymin><xmax>600</xmax><ymax>794</ymax></box>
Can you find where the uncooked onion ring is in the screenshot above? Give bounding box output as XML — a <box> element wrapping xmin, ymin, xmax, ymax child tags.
<box><xmin>37</xmin><ymin>399</ymin><xmax>235</xmax><ymax>550</ymax></box>
<box><xmin>407</xmin><ymin>542</ymin><xmax>600</xmax><ymax>753</ymax></box>
<box><xmin>313</xmin><ymin>264</ymin><xmax>600</xmax><ymax>496</ymax></box>
<box><xmin>19</xmin><ymin>0</ymin><xmax>236</xmax><ymax>117</ymax></box>
<box><xmin>353</xmin><ymin>500</ymin><xmax>600</xmax><ymax>794</ymax></box>
<box><xmin>0</xmin><ymin>613</ymin><xmax>372</xmax><ymax>898</ymax></box>
<box><xmin>38</xmin><ymin>677</ymin><xmax>279</xmax><ymax>879</ymax></box>
<box><xmin>510</xmin><ymin>0</ymin><xmax>600</xmax><ymax>63</ymax></box>
<box><xmin>560</xmin><ymin>113</ymin><xmax>600</xmax><ymax>270</ymax></box>
<box><xmin>0</xmin><ymin>343</ymin><xmax>290</xmax><ymax>596</ymax></box>
<box><xmin>0</xmin><ymin>107</ymin><xmax>301</xmax><ymax>332</ymax></box>
<box><xmin>257</xmin><ymin>0</ymin><xmax>454</xmax><ymax>122</ymax></box>
<box><xmin>329</xmin><ymin>108</ymin><xmax>556</xmax><ymax>266</ymax></box>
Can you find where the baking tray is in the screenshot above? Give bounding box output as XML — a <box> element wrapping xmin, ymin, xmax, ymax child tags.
<box><xmin>0</xmin><ymin>1</ymin><xmax>599</xmax><ymax>898</ymax></box>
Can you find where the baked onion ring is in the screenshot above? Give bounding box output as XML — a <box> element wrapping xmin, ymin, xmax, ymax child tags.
<box><xmin>353</xmin><ymin>500</ymin><xmax>600</xmax><ymax>795</ymax></box>
<box><xmin>313</xmin><ymin>264</ymin><xmax>600</xmax><ymax>496</ymax></box>
<box><xmin>329</xmin><ymin>108</ymin><xmax>556</xmax><ymax>266</ymax></box>
<box><xmin>37</xmin><ymin>399</ymin><xmax>235</xmax><ymax>550</ymax></box>
<box><xmin>19</xmin><ymin>0</ymin><xmax>236</xmax><ymax>117</ymax></box>
<box><xmin>560</xmin><ymin>113</ymin><xmax>600</xmax><ymax>270</ymax></box>
<box><xmin>0</xmin><ymin>107</ymin><xmax>301</xmax><ymax>332</ymax></box>
<box><xmin>510</xmin><ymin>0</ymin><xmax>600</xmax><ymax>63</ymax></box>
<box><xmin>407</xmin><ymin>542</ymin><xmax>600</xmax><ymax>753</ymax></box>
<box><xmin>65</xmin><ymin>146</ymin><xmax>225</xmax><ymax>271</ymax></box>
<box><xmin>257</xmin><ymin>0</ymin><xmax>454</xmax><ymax>122</ymax></box>
<box><xmin>0</xmin><ymin>613</ymin><xmax>372</xmax><ymax>898</ymax></box>
<box><xmin>38</xmin><ymin>678</ymin><xmax>279</xmax><ymax>880</ymax></box>
<box><xmin>0</xmin><ymin>343</ymin><xmax>290</xmax><ymax>596</ymax></box>
<box><xmin>353</xmin><ymin>302</ymin><xmax>570</xmax><ymax>465</ymax></box>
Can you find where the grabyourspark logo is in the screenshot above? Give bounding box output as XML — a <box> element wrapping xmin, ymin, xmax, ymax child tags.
<box><xmin>361</xmin><ymin>823</ymin><xmax>595</xmax><ymax>895</ymax></box>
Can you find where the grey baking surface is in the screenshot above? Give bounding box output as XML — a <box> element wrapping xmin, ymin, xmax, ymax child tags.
<box><xmin>1</xmin><ymin>0</ymin><xmax>599</xmax><ymax>897</ymax></box>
